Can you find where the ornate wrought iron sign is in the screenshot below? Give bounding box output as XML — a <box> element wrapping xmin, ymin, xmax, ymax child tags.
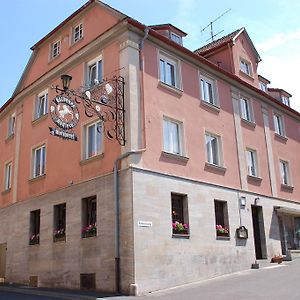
<box><xmin>50</xmin><ymin>75</ymin><xmax>125</xmax><ymax>145</ymax></box>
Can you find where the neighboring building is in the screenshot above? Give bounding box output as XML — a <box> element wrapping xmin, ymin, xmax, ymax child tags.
<box><xmin>1</xmin><ymin>0</ymin><xmax>300</xmax><ymax>295</ymax></box>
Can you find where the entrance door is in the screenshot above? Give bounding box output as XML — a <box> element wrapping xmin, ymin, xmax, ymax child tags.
<box><xmin>0</xmin><ymin>243</ymin><xmax>7</xmax><ymax>281</ymax></box>
<box><xmin>251</xmin><ymin>206</ymin><xmax>267</xmax><ymax>259</ymax></box>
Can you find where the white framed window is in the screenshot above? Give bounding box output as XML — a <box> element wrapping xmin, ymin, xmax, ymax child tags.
<box><xmin>170</xmin><ymin>32</ymin><xmax>182</xmax><ymax>45</ymax></box>
<box><xmin>281</xmin><ymin>96</ymin><xmax>290</xmax><ymax>106</ymax></box>
<box><xmin>33</xmin><ymin>145</ymin><xmax>46</xmax><ymax>178</ymax></box>
<box><xmin>163</xmin><ymin>118</ymin><xmax>183</xmax><ymax>155</ymax></box>
<box><xmin>86</xmin><ymin>56</ymin><xmax>103</xmax><ymax>88</ymax></box>
<box><xmin>246</xmin><ymin>149</ymin><xmax>258</xmax><ymax>177</ymax></box>
<box><xmin>50</xmin><ymin>40</ymin><xmax>60</xmax><ymax>59</ymax></box>
<box><xmin>84</xmin><ymin>121</ymin><xmax>103</xmax><ymax>159</ymax></box>
<box><xmin>205</xmin><ymin>132</ymin><xmax>222</xmax><ymax>166</ymax></box>
<box><xmin>259</xmin><ymin>82</ymin><xmax>267</xmax><ymax>92</ymax></box>
<box><xmin>8</xmin><ymin>113</ymin><xmax>16</xmax><ymax>137</ymax></box>
<box><xmin>73</xmin><ymin>23</ymin><xmax>83</xmax><ymax>43</ymax></box>
<box><xmin>240</xmin><ymin>59</ymin><xmax>251</xmax><ymax>76</ymax></box>
<box><xmin>159</xmin><ymin>54</ymin><xmax>179</xmax><ymax>88</ymax></box>
<box><xmin>240</xmin><ymin>97</ymin><xmax>253</xmax><ymax>122</ymax></box>
<box><xmin>273</xmin><ymin>113</ymin><xmax>285</xmax><ymax>136</ymax></box>
<box><xmin>35</xmin><ymin>90</ymin><xmax>48</xmax><ymax>120</ymax></box>
<box><xmin>4</xmin><ymin>162</ymin><xmax>12</xmax><ymax>191</ymax></box>
<box><xmin>200</xmin><ymin>75</ymin><xmax>218</xmax><ymax>106</ymax></box>
<box><xmin>279</xmin><ymin>160</ymin><xmax>291</xmax><ymax>186</ymax></box>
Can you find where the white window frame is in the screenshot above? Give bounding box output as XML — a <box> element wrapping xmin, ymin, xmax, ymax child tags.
<box><xmin>32</xmin><ymin>145</ymin><xmax>46</xmax><ymax>178</ymax></box>
<box><xmin>8</xmin><ymin>113</ymin><xmax>16</xmax><ymax>137</ymax></box>
<box><xmin>240</xmin><ymin>97</ymin><xmax>254</xmax><ymax>122</ymax></box>
<box><xmin>163</xmin><ymin>117</ymin><xmax>183</xmax><ymax>156</ymax></box>
<box><xmin>246</xmin><ymin>148</ymin><xmax>258</xmax><ymax>177</ymax></box>
<box><xmin>4</xmin><ymin>161</ymin><xmax>12</xmax><ymax>191</ymax></box>
<box><xmin>170</xmin><ymin>32</ymin><xmax>182</xmax><ymax>45</ymax></box>
<box><xmin>279</xmin><ymin>160</ymin><xmax>291</xmax><ymax>186</ymax></box>
<box><xmin>259</xmin><ymin>82</ymin><xmax>267</xmax><ymax>92</ymax></box>
<box><xmin>240</xmin><ymin>59</ymin><xmax>252</xmax><ymax>76</ymax></box>
<box><xmin>84</xmin><ymin>121</ymin><xmax>103</xmax><ymax>159</ymax></box>
<box><xmin>205</xmin><ymin>132</ymin><xmax>222</xmax><ymax>166</ymax></box>
<box><xmin>86</xmin><ymin>55</ymin><xmax>103</xmax><ymax>88</ymax></box>
<box><xmin>34</xmin><ymin>90</ymin><xmax>48</xmax><ymax>120</ymax></box>
<box><xmin>281</xmin><ymin>96</ymin><xmax>290</xmax><ymax>106</ymax></box>
<box><xmin>50</xmin><ymin>40</ymin><xmax>61</xmax><ymax>59</ymax></box>
<box><xmin>72</xmin><ymin>23</ymin><xmax>83</xmax><ymax>44</ymax></box>
<box><xmin>200</xmin><ymin>74</ymin><xmax>218</xmax><ymax>106</ymax></box>
<box><xmin>273</xmin><ymin>112</ymin><xmax>285</xmax><ymax>136</ymax></box>
<box><xmin>159</xmin><ymin>53</ymin><xmax>180</xmax><ymax>89</ymax></box>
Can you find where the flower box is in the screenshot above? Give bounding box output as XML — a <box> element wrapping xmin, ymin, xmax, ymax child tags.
<box><xmin>29</xmin><ymin>234</ymin><xmax>40</xmax><ymax>245</ymax></box>
<box><xmin>82</xmin><ymin>224</ymin><xmax>97</xmax><ymax>238</ymax></box>
<box><xmin>172</xmin><ymin>221</ymin><xmax>189</xmax><ymax>235</ymax></box>
<box><xmin>53</xmin><ymin>229</ymin><xmax>66</xmax><ymax>242</ymax></box>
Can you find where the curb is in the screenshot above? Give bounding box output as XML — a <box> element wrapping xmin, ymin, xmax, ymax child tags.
<box><xmin>0</xmin><ymin>285</ymin><xmax>116</xmax><ymax>300</ymax></box>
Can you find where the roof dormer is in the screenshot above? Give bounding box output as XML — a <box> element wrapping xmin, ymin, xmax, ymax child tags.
<box><xmin>258</xmin><ymin>75</ymin><xmax>270</xmax><ymax>93</ymax></box>
<box><xmin>268</xmin><ymin>88</ymin><xmax>292</xmax><ymax>107</ymax></box>
<box><xmin>149</xmin><ymin>24</ymin><xmax>187</xmax><ymax>46</ymax></box>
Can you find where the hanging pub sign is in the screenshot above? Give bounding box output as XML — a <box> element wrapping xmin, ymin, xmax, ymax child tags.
<box><xmin>49</xmin><ymin>75</ymin><xmax>125</xmax><ymax>145</ymax></box>
<box><xmin>49</xmin><ymin>95</ymin><xmax>79</xmax><ymax>141</ymax></box>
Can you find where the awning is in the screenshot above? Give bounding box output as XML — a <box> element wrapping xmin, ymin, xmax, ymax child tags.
<box><xmin>274</xmin><ymin>206</ymin><xmax>300</xmax><ymax>216</ymax></box>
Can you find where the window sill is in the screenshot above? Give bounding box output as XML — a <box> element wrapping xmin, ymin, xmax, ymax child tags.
<box><xmin>216</xmin><ymin>236</ymin><xmax>230</xmax><ymax>241</ymax></box>
<box><xmin>247</xmin><ymin>175</ymin><xmax>262</xmax><ymax>183</ymax></box>
<box><xmin>274</xmin><ymin>133</ymin><xmax>288</xmax><ymax>143</ymax></box>
<box><xmin>70</xmin><ymin>37</ymin><xmax>83</xmax><ymax>49</ymax></box>
<box><xmin>53</xmin><ymin>237</ymin><xmax>66</xmax><ymax>243</ymax></box>
<box><xmin>5</xmin><ymin>134</ymin><xmax>14</xmax><ymax>143</ymax></box>
<box><xmin>239</xmin><ymin>70</ymin><xmax>254</xmax><ymax>81</ymax></box>
<box><xmin>172</xmin><ymin>233</ymin><xmax>190</xmax><ymax>239</ymax></box>
<box><xmin>158</xmin><ymin>81</ymin><xmax>183</xmax><ymax>97</ymax></box>
<box><xmin>29</xmin><ymin>174</ymin><xmax>46</xmax><ymax>183</ymax></box>
<box><xmin>205</xmin><ymin>162</ymin><xmax>226</xmax><ymax>173</ymax></box>
<box><xmin>241</xmin><ymin>118</ymin><xmax>256</xmax><ymax>129</ymax></box>
<box><xmin>81</xmin><ymin>235</ymin><xmax>97</xmax><ymax>239</ymax></box>
<box><xmin>161</xmin><ymin>151</ymin><xmax>189</xmax><ymax>162</ymax></box>
<box><xmin>281</xmin><ymin>184</ymin><xmax>294</xmax><ymax>192</ymax></box>
<box><xmin>200</xmin><ymin>100</ymin><xmax>220</xmax><ymax>114</ymax></box>
<box><xmin>48</xmin><ymin>54</ymin><xmax>60</xmax><ymax>64</ymax></box>
<box><xmin>80</xmin><ymin>153</ymin><xmax>104</xmax><ymax>165</ymax></box>
<box><xmin>1</xmin><ymin>188</ymin><xmax>11</xmax><ymax>195</ymax></box>
<box><xmin>32</xmin><ymin>114</ymin><xmax>48</xmax><ymax>126</ymax></box>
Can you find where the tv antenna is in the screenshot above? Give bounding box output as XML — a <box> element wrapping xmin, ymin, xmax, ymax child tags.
<box><xmin>201</xmin><ymin>8</ymin><xmax>231</xmax><ymax>42</ymax></box>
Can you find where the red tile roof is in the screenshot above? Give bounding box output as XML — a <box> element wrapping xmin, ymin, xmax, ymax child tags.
<box><xmin>194</xmin><ymin>28</ymin><xmax>243</xmax><ymax>56</ymax></box>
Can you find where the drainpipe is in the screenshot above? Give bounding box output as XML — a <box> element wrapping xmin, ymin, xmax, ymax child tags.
<box><xmin>139</xmin><ymin>27</ymin><xmax>149</xmax><ymax>149</ymax></box>
<box><xmin>114</xmin><ymin>149</ymin><xmax>145</xmax><ymax>293</ymax></box>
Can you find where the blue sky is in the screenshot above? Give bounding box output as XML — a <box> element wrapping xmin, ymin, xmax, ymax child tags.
<box><xmin>1</xmin><ymin>0</ymin><xmax>299</xmax><ymax>110</ymax></box>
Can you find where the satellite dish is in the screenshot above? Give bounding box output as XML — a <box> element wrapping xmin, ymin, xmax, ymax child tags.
<box><xmin>105</xmin><ymin>83</ymin><xmax>113</xmax><ymax>95</ymax></box>
<box><xmin>85</xmin><ymin>90</ymin><xmax>91</xmax><ymax>99</ymax></box>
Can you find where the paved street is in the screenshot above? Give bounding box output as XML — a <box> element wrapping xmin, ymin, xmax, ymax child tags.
<box><xmin>1</xmin><ymin>259</ymin><xmax>300</xmax><ymax>300</ymax></box>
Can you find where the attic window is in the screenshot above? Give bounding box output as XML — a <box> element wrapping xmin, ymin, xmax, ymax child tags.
<box><xmin>259</xmin><ymin>82</ymin><xmax>268</xmax><ymax>92</ymax></box>
<box><xmin>281</xmin><ymin>96</ymin><xmax>290</xmax><ymax>107</ymax></box>
<box><xmin>73</xmin><ymin>23</ymin><xmax>83</xmax><ymax>44</ymax></box>
<box><xmin>240</xmin><ymin>59</ymin><xmax>252</xmax><ymax>76</ymax></box>
<box><xmin>50</xmin><ymin>40</ymin><xmax>61</xmax><ymax>59</ymax></box>
<box><xmin>170</xmin><ymin>32</ymin><xmax>182</xmax><ymax>45</ymax></box>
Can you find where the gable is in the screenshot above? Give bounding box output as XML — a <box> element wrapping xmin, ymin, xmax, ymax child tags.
<box><xmin>13</xmin><ymin>0</ymin><xmax>125</xmax><ymax>96</ymax></box>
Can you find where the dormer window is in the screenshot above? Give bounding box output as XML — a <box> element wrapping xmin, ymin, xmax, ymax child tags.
<box><xmin>170</xmin><ymin>32</ymin><xmax>182</xmax><ymax>45</ymax></box>
<box><xmin>281</xmin><ymin>96</ymin><xmax>290</xmax><ymax>106</ymax></box>
<box><xmin>50</xmin><ymin>40</ymin><xmax>60</xmax><ymax>59</ymax></box>
<box><xmin>240</xmin><ymin>59</ymin><xmax>252</xmax><ymax>76</ymax></box>
<box><xmin>259</xmin><ymin>82</ymin><xmax>267</xmax><ymax>92</ymax></box>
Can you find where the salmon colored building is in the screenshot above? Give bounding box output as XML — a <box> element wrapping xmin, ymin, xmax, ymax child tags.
<box><xmin>1</xmin><ymin>0</ymin><xmax>300</xmax><ymax>295</ymax></box>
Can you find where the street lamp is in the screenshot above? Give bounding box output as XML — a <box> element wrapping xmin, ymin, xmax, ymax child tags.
<box><xmin>60</xmin><ymin>74</ymin><xmax>72</xmax><ymax>92</ymax></box>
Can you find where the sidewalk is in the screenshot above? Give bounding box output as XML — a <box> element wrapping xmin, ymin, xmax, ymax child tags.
<box><xmin>0</xmin><ymin>283</ymin><xmax>124</xmax><ymax>300</ymax></box>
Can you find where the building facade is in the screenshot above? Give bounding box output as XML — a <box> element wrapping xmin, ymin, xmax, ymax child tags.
<box><xmin>1</xmin><ymin>0</ymin><xmax>300</xmax><ymax>295</ymax></box>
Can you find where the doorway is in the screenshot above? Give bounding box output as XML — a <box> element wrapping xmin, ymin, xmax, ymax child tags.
<box><xmin>251</xmin><ymin>206</ymin><xmax>267</xmax><ymax>259</ymax></box>
<box><xmin>0</xmin><ymin>243</ymin><xmax>7</xmax><ymax>281</ymax></box>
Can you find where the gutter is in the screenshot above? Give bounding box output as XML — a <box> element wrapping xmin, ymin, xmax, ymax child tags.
<box><xmin>113</xmin><ymin>149</ymin><xmax>145</xmax><ymax>293</ymax></box>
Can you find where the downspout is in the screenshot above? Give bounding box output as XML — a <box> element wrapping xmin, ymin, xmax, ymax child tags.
<box><xmin>139</xmin><ymin>27</ymin><xmax>149</xmax><ymax>149</ymax></box>
<box><xmin>114</xmin><ymin>149</ymin><xmax>145</xmax><ymax>293</ymax></box>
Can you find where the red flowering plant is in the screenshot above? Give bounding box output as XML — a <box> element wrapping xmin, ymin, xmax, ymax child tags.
<box><xmin>82</xmin><ymin>223</ymin><xmax>97</xmax><ymax>238</ymax></box>
<box><xmin>29</xmin><ymin>233</ymin><xmax>40</xmax><ymax>245</ymax></box>
<box><xmin>216</xmin><ymin>225</ymin><xmax>229</xmax><ymax>236</ymax></box>
<box><xmin>172</xmin><ymin>221</ymin><xmax>189</xmax><ymax>235</ymax></box>
<box><xmin>53</xmin><ymin>228</ymin><xmax>66</xmax><ymax>241</ymax></box>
